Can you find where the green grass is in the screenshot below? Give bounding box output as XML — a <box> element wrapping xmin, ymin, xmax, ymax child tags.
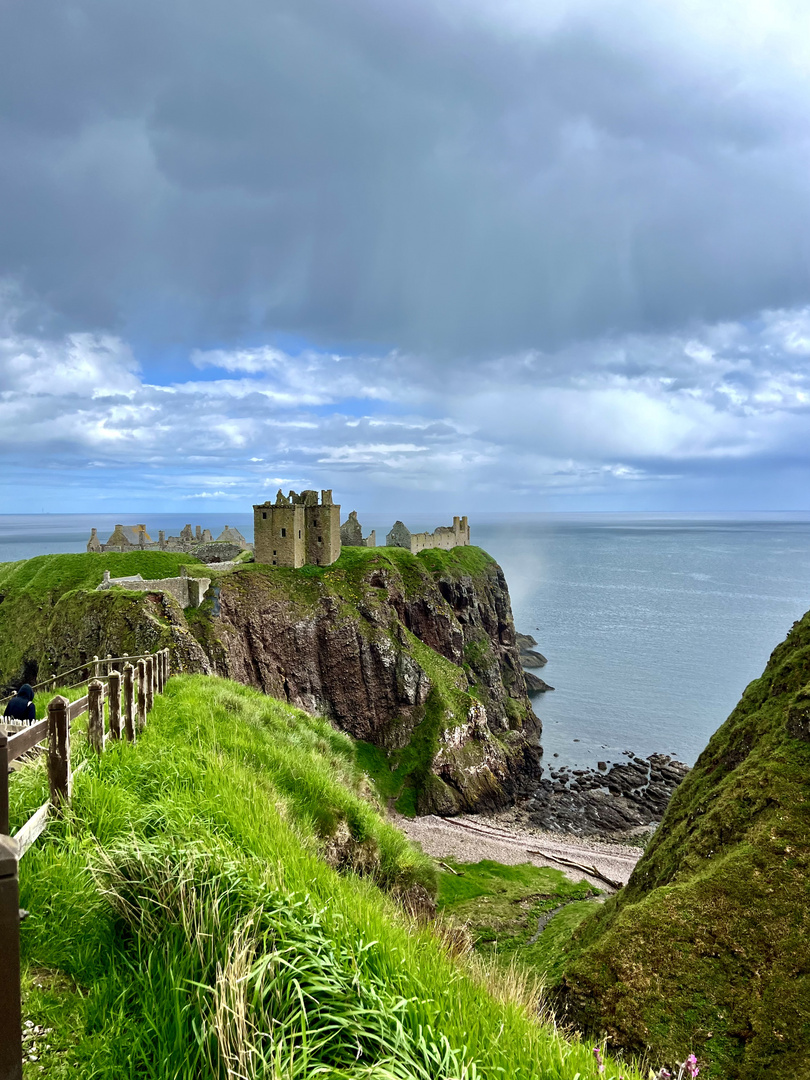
<box><xmin>13</xmin><ymin>674</ymin><xmax>644</xmax><ymax>1080</ymax></box>
<box><xmin>436</xmin><ymin>859</ymin><xmax>600</xmax><ymax>975</ymax></box>
<box><xmin>0</xmin><ymin>552</ymin><xmax>207</xmax><ymax>691</ymax></box>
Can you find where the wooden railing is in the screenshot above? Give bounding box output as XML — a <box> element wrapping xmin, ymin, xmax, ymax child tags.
<box><xmin>0</xmin><ymin>647</ymin><xmax>171</xmax><ymax>1080</ymax></box>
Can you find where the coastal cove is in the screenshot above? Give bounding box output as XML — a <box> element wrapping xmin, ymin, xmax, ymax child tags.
<box><xmin>4</xmin><ymin>512</ymin><xmax>810</xmax><ymax>773</ymax></box>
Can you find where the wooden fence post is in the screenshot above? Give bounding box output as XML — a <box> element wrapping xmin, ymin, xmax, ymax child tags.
<box><xmin>105</xmin><ymin>653</ymin><xmax>112</xmax><ymax>676</ymax></box>
<box><xmin>0</xmin><ymin>736</ymin><xmax>8</xmax><ymax>837</ymax></box>
<box><xmin>154</xmin><ymin>651</ymin><xmax>162</xmax><ymax>695</ymax></box>
<box><xmin>108</xmin><ymin>670</ymin><xmax>122</xmax><ymax>740</ymax></box>
<box><xmin>88</xmin><ymin>680</ymin><xmax>104</xmax><ymax>754</ymax></box>
<box><xmin>47</xmin><ymin>695</ymin><xmax>71</xmax><ymax>811</ymax></box>
<box><xmin>165</xmin><ymin>648</ymin><xmax>171</xmax><ymax>685</ymax></box>
<box><xmin>123</xmin><ymin>663</ymin><xmax>135</xmax><ymax>742</ymax></box>
<box><xmin>136</xmin><ymin>660</ymin><xmax>147</xmax><ymax>731</ymax></box>
<box><xmin>0</xmin><ymin>834</ymin><xmax>23</xmax><ymax>1080</ymax></box>
<box><xmin>93</xmin><ymin>655</ymin><xmax>100</xmax><ymax>679</ymax></box>
<box><xmin>145</xmin><ymin>656</ymin><xmax>154</xmax><ymax>714</ymax></box>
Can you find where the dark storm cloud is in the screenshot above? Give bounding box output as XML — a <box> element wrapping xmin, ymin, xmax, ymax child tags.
<box><xmin>2</xmin><ymin>0</ymin><xmax>810</xmax><ymax>353</ymax></box>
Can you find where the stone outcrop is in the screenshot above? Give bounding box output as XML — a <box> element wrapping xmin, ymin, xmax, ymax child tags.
<box><xmin>191</xmin><ymin>548</ymin><xmax>541</xmax><ymax>813</ymax></box>
<box><xmin>518</xmin><ymin>752</ymin><xmax>688</xmax><ymax>836</ymax></box>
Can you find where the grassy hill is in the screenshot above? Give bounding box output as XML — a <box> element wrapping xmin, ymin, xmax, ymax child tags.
<box><xmin>0</xmin><ymin>552</ymin><xmax>208</xmax><ymax>691</ymax></box>
<box><xmin>11</xmin><ymin>674</ymin><xmax>643</xmax><ymax>1079</ymax></box>
<box><xmin>556</xmin><ymin>610</ymin><xmax>810</xmax><ymax>1079</ymax></box>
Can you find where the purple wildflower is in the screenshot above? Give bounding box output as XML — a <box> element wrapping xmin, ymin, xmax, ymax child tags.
<box><xmin>593</xmin><ymin>1045</ymin><xmax>605</xmax><ymax>1074</ymax></box>
<box><xmin>686</xmin><ymin>1054</ymin><xmax>700</xmax><ymax>1078</ymax></box>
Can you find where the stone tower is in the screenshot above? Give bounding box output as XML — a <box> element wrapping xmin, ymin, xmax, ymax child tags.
<box><xmin>253</xmin><ymin>489</ymin><xmax>340</xmax><ymax>567</ymax></box>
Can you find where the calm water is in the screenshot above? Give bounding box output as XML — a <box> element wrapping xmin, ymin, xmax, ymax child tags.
<box><xmin>3</xmin><ymin>512</ymin><xmax>810</xmax><ymax>771</ymax></box>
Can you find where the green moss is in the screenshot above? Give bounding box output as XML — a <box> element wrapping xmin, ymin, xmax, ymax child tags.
<box><xmin>558</xmin><ymin>609</ymin><xmax>810</xmax><ymax>1079</ymax></box>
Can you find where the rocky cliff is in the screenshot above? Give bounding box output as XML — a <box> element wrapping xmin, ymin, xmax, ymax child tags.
<box><xmin>187</xmin><ymin>545</ymin><xmax>541</xmax><ymax>814</ymax></box>
<box><xmin>0</xmin><ymin>547</ymin><xmax>540</xmax><ymax>815</ymax></box>
<box><xmin>555</xmin><ymin>611</ymin><xmax>810</xmax><ymax>1080</ymax></box>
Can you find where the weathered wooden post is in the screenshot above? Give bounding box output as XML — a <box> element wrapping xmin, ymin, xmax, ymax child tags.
<box><xmin>0</xmin><ymin>735</ymin><xmax>9</xmax><ymax>837</ymax></box>
<box><xmin>105</xmin><ymin>653</ymin><xmax>112</xmax><ymax>677</ymax></box>
<box><xmin>108</xmin><ymin>670</ymin><xmax>122</xmax><ymax>740</ymax></box>
<box><xmin>88</xmin><ymin>680</ymin><xmax>104</xmax><ymax>754</ymax></box>
<box><xmin>47</xmin><ymin>695</ymin><xmax>71</xmax><ymax>810</ymax></box>
<box><xmin>93</xmin><ymin>655</ymin><xmax>100</xmax><ymax>678</ymax></box>
<box><xmin>164</xmin><ymin>648</ymin><xmax>170</xmax><ymax>687</ymax></box>
<box><xmin>0</xmin><ymin>833</ymin><xmax>23</xmax><ymax>1080</ymax></box>
<box><xmin>136</xmin><ymin>660</ymin><xmax>147</xmax><ymax>731</ymax></box>
<box><xmin>154</xmin><ymin>651</ymin><xmax>162</xmax><ymax>695</ymax></box>
<box><xmin>145</xmin><ymin>656</ymin><xmax>155</xmax><ymax>714</ymax></box>
<box><xmin>123</xmin><ymin>663</ymin><xmax>135</xmax><ymax>742</ymax></box>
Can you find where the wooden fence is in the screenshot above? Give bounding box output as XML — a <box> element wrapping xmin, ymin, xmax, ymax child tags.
<box><xmin>0</xmin><ymin>647</ymin><xmax>171</xmax><ymax>1080</ymax></box>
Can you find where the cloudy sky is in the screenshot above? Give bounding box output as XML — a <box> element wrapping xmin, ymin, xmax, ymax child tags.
<box><xmin>2</xmin><ymin>0</ymin><xmax>810</xmax><ymax>513</ymax></box>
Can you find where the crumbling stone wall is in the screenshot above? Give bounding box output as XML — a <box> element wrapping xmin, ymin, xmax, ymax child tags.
<box><xmin>386</xmin><ymin>516</ymin><xmax>470</xmax><ymax>553</ymax></box>
<box><xmin>339</xmin><ymin>510</ymin><xmax>376</xmax><ymax>548</ymax></box>
<box><xmin>97</xmin><ymin>567</ymin><xmax>211</xmax><ymax>608</ymax></box>
<box><xmin>87</xmin><ymin>523</ymin><xmax>251</xmax><ymax>560</ymax></box>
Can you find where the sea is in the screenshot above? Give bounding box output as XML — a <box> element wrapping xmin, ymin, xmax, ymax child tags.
<box><xmin>3</xmin><ymin>512</ymin><xmax>810</xmax><ymax>773</ymax></box>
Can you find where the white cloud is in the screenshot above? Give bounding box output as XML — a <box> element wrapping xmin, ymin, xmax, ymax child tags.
<box><xmin>3</xmin><ymin>298</ymin><xmax>810</xmax><ymax>510</ymax></box>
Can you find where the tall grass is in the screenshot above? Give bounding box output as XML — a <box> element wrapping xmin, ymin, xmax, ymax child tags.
<box><xmin>16</xmin><ymin>675</ymin><xmax>642</xmax><ymax>1079</ymax></box>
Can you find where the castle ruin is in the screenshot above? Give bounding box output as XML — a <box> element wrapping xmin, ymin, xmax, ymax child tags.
<box><xmin>339</xmin><ymin>511</ymin><xmax>376</xmax><ymax>549</ymax></box>
<box><xmin>385</xmin><ymin>516</ymin><xmax>470</xmax><ymax>554</ymax></box>
<box><xmin>87</xmin><ymin>490</ymin><xmax>469</xmax><ymax>571</ymax></box>
<box><xmin>253</xmin><ymin>489</ymin><xmax>341</xmax><ymax>568</ymax></box>
<box><xmin>96</xmin><ymin>566</ymin><xmax>210</xmax><ymax>608</ymax></box>
<box><xmin>87</xmin><ymin>523</ymin><xmax>252</xmax><ymax>562</ymax></box>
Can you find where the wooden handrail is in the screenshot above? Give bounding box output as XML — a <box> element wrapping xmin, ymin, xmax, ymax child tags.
<box><xmin>0</xmin><ymin>650</ymin><xmax>164</xmax><ymax>707</ymax></box>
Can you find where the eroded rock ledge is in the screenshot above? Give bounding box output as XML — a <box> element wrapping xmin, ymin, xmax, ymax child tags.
<box><xmin>517</xmin><ymin>752</ymin><xmax>689</xmax><ymax>837</ymax></box>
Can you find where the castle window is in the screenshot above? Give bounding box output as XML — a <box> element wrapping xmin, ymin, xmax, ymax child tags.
<box><xmin>314</xmin><ymin>519</ymin><xmax>319</xmax><ymax>528</ymax></box>
<box><xmin>318</xmin><ymin>536</ymin><xmax>323</xmax><ymax>543</ymax></box>
<box><xmin>281</xmin><ymin>528</ymin><xmax>287</xmax><ymax>537</ymax></box>
<box><xmin>298</xmin><ymin>530</ymin><xmax>302</xmax><ymax>538</ymax></box>
<box><xmin>273</xmin><ymin>550</ymin><xmax>277</xmax><ymax>556</ymax></box>
<box><xmin>262</xmin><ymin>512</ymin><xmax>267</xmax><ymax>519</ymax></box>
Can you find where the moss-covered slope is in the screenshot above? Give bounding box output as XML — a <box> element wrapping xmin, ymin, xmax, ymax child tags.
<box><xmin>556</xmin><ymin>611</ymin><xmax>810</xmax><ymax>1079</ymax></box>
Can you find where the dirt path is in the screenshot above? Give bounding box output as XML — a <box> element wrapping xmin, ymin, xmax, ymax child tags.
<box><xmin>397</xmin><ymin>813</ymin><xmax>641</xmax><ymax>891</ymax></box>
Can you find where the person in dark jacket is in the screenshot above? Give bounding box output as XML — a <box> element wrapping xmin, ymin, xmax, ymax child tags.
<box><xmin>3</xmin><ymin>683</ymin><xmax>36</xmax><ymax>723</ymax></box>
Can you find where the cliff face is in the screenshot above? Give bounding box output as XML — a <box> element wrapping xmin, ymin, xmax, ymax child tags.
<box><xmin>189</xmin><ymin>546</ymin><xmax>542</xmax><ymax>814</ymax></box>
<box><xmin>0</xmin><ymin>547</ymin><xmax>540</xmax><ymax>816</ymax></box>
<box><xmin>556</xmin><ymin>611</ymin><xmax>810</xmax><ymax>1080</ymax></box>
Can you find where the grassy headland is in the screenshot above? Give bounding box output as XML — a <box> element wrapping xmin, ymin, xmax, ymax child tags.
<box><xmin>0</xmin><ymin>552</ymin><xmax>208</xmax><ymax>691</ymax></box>
<box><xmin>12</xmin><ymin>674</ymin><xmax>642</xmax><ymax>1079</ymax></box>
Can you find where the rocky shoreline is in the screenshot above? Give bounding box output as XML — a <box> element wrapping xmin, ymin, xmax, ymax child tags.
<box><xmin>513</xmin><ymin>751</ymin><xmax>690</xmax><ymax>838</ymax></box>
<box><xmin>514</xmin><ymin>631</ymin><xmax>689</xmax><ymax>838</ymax></box>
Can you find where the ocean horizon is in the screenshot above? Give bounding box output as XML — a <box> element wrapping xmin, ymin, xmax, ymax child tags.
<box><xmin>3</xmin><ymin>510</ymin><xmax>810</xmax><ymax>774</ymax></box>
